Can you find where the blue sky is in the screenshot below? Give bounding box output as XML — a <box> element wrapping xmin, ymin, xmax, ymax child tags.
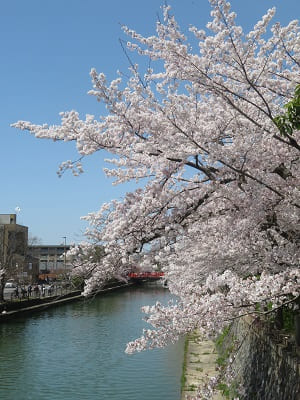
<box><xmin>1</xmin><ymin>0</ymin><xmax>299</xmax><ymax>245</ymax></box>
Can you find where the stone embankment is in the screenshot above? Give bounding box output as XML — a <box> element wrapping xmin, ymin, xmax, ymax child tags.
<box><xmin>181</xmin><ymin>317</ymin><xmax>300</xmax><ymax>400</ymax></box>
<box><xmin>0</xmin><ymin>283</ymin><xmax>133</xmax><ymax>322</ymax></box>
<box><xmin>221</xmin><ymin>316</ymin><xmax>300</xmax><ymax>400</ymax></box>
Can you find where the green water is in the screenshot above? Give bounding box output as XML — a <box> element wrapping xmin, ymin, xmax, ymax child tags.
<box><xmin>0</xmin><ymin>285</ymin><xmax>184</xmax><ymax>400</ymax></box>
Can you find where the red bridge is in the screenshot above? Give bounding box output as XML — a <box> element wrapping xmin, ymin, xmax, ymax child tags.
<box><xmin>128</xmin><ymin>271</ymin><xmax>164</xmax><ymax>280</ymax></box>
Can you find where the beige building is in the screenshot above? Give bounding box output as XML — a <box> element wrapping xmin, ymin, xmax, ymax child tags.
<box><xmin>0</xmin><ymin>214</ymin><xmax>39</xmax><ymax>283</ymax></box>
<box><xmin>28</xmin><ymin>244</ymin><xmax>72</xmax><ymax>274</ymax></box>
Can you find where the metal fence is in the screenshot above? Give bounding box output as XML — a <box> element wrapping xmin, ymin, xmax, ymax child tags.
<box><xmin>3</xmin><ymin>284</ymin><xmax>77</xmax><ymax>303</ymax></box>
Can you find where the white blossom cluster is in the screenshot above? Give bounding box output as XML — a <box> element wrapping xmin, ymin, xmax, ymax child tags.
<box><xmin>12</xmin><ymin>1</ymin><xmax>299</xmax><ymax>398</ymax></box>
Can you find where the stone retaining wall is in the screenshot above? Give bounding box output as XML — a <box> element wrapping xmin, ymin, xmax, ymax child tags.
<box><xmin>222</xmin><ymin>317</ymin><xmax>300</xmax><ymax>400</ymax></box>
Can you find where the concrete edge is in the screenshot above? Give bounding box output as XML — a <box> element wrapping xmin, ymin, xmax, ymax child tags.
<box><xmin>0</xmin><ymin>283</ymin><xmax>134</xmax><ymax>322</ymax></box>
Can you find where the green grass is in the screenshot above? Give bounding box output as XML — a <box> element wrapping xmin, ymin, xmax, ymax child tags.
<box><xmin>186</xmin><ymin>384</ymin><xmax>197</xmax><ymax>391</ymax></box>
<box><xmin>180</xmin><ymin>335</ymin><xmax>189</xmax><ymax>391</ymax></box>
<box><xmin>282</xmin><ymin>307</ymin><xmax>295</xmax><ymax>332</ymax></box>
<box><xmin>215</xmin><ymin>325</ymin><xmax>231</xmax><ymax>349</ymax></box>
<box><xmin>217</xmin><ymin>383</ymin><xmax>231</xmax><ymax>397</ymax></box>
<box><xmin>216</xmin><ymin>354</ymin><xmax>228</xmax><ymax>367</ymax></box>
<box><xmin>215</xmin><ymin>324</ymin><xmax>240</xmax><ymax>399</ymax></box>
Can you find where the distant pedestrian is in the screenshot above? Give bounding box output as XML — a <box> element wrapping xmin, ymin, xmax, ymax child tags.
<box><xmin>15</xmin><ymin>286</ymin><xmax>19</xmax><ymax>298</ymax></box>
<box><xmin>34</xmin><ymin>285</ymin><xmax>39</xmax><ymax>297</ymax></box>
<box><xmin>27</xmin><ymin>285</ymin><xmax>32</xmax><ymax>297</ymax></box>
<box><xmin>21</xmin><ymin>287</ymin><xmax>27</xmax><ymax>298</ymax></box>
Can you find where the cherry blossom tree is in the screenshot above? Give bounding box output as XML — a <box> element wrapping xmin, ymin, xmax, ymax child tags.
<box><xmin>13</xmin><ymin>0</ymin><xmax>299</xmax><ymax>395</ymax></box>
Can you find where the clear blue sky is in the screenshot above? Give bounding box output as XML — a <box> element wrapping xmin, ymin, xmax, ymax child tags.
<box><xmin>1</xmin><ymin>0</ymin><xmax>299</xmax><ymax>245</ymax></box>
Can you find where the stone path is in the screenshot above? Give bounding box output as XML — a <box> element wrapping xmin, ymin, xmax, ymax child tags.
<box><xmin>181</xmin><ymin>330</ymin><xmax>224</xmax><ymax>400</ymax></box>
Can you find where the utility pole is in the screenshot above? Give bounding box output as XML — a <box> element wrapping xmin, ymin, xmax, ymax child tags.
<box><xmin>62</xmin><ymin>236</ymin><xmax>66</xmax><ymax>274</ymax></box>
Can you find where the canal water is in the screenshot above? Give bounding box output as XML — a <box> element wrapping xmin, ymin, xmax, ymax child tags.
<box><xmin>0</xmin><ymin>285</ymin><xmax>184</xmax><ymax>400</ymax></box>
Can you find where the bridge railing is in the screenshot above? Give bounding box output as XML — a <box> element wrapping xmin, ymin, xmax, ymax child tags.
<box><xmin>128</xmin><ymin>271</ymin><xmax>164</xmax><ymax>279</ymax></box>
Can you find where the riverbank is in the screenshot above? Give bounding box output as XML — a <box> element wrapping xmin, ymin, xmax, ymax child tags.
<box><xmin>0</xmin><ymin>282</ymin><xmax>133</xmax><ymax>322</ymax></box>
<box><xmin>181</xmin><ymin>330</ymin><xmax>223</xmax><ymax>400</ymax></box>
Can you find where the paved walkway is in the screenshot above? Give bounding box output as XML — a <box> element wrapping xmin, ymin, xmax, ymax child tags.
<box><xmin>181</xmin><ymin>331</ymin><xmax>224</xmax><ymax>400</ymax></box>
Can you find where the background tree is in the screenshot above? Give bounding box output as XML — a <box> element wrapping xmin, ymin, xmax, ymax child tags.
<box><xmin>0</xmin><ymin>227</ymin><xmax>26</xmax><ymax>301</ymax></box>
<box><xmin>0</xmin><ymin>226</ymin><xmax>13</xmax><ymax>301</ymax></box>
<box><xmin>28</xmin><ymin>234</ymin><xmax>42</xmax><ymax>246</ymax></box>
<box><xmin>274</xmin><ymin>84</ymin><xmax>300</xmax><ymax>137</ymax></box>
